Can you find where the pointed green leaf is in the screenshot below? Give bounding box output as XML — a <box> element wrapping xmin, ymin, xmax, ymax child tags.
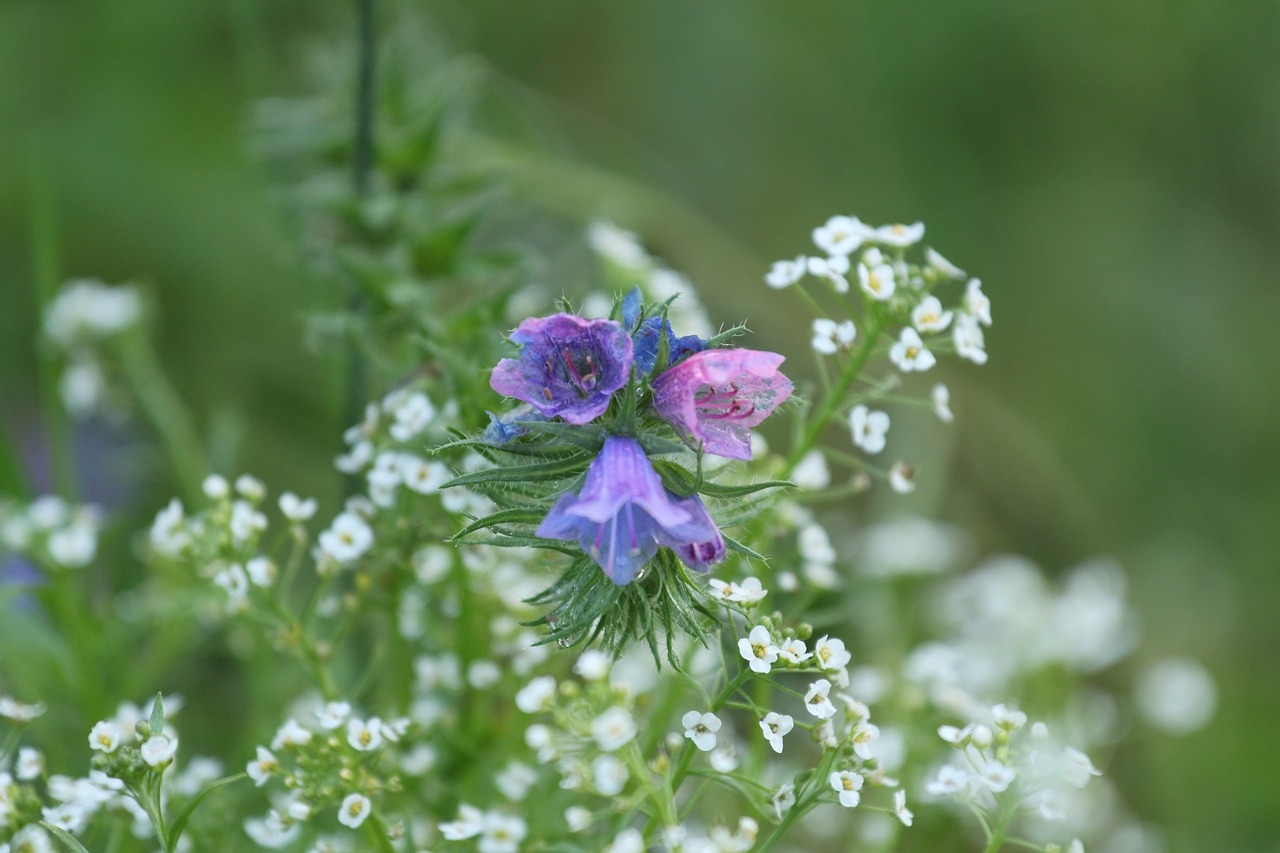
<box><xmin>149</xmin><ymin>693</ymin><xmax>165</xmax><ymax>737</ymax></box>
<box><xmin>39</xmin><ymin>822</ymin><xmax>92</xmax><ymax>853</ymax></box>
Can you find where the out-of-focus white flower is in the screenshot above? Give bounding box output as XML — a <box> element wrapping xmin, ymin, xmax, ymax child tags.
<box><xmin>978</xmin><ymin>759</ymin><xmax>1016</xmax><ymax>792</ymax></box>
<box><xmin>912</xmin><ymin>295</ymin><xmax>954</xmax><ymax>333</ymax></box>
<box><xmin>565</xmin><ymin>806</ymin><xmax>592</xmax><ymax>833</ymax></box>
<box><xmin>889</xmin><ymin>328</ymin><xmax>936</xmax><ymax>372</ymax></box>
<box><xmin>682</xmin><ymin>711</ymin><xmax>722</xmax><ymax>752</ymax></box>
<box><xmin>440</xmin><ymin>804</ymin><xmax>485</xmax><ymax>840</ymax></box>
<box><xmin>765</xmin><ymin>256</ymin><xmax>807</xmax><ymax>289</ymax></box>
<box><xmin>43</xmin><ymin>280</ymin><xmax>142</xmax><ymax>346</ymax></box>
<box><xmin>246</xmin><ymin>746</ymin><xmax>278</xmax><ymax>786</ymax></box>
<box><xmin>963</xmin><ymin>279</ymin><xmax>992</xmax><ymax>326</ymax></box>
<box><xmin>852</xmin><ymin>722</ymin><xmax>880</xmax><ymax>760</ymax></box>
<box><xmin>141</xmin><ymin>734</ymin><xmax>178</xmax><ymax>768</ymax></box>
<box><xmin>926</xmin><ymin>247</ymin><xmax>964</xmax><ymax>279</ymax></box>
<box><xmin>850</xmin><ymin>405</ymin><xmax>890</xmax><ymax>454</ymax></box>
<box><xmin>870</xmin><ymin>222</ymin><xmax>925</xmax><ymax>247</ymax></box>
<box><xmin>813</xmin><ymin>215</ymin><xmax>869</xmax><ymax>256</ymax></box>
<box><xmin>604</xmin><ymin>827</ymin><xmax>644</xmax><ymax>853</ymax></box>
<box><xmin>591</xmin><ymin>755</ymin><xmax>627</xmax><ymax>796</ymax></box>
<box><xmin>515</xmin><ymin>676</ymin><xmax>557</xmax><ymax>714</ymax></box>
<box><xmin>858</xmin><ymin>259</ymin><xmax>896</xmax><ymax>301</ymax></box>
<box><xmin>480</xmin><ymin>812</ymin><xmax>527</xmax><ymax>853</ymax></box>
<box><xmin>388</xmin><ymin>393</ymin><xmax>436</xmax><ymax>442</ymax></box>
<box><xmin>399</xmin><ymin>455</ymin><xmax>450</xmax><ymax>495</ymax></box>
<box><xmin>48</xmin><ymin>521</ymin><xmax>97</xmax><ymax>568</ymax></box>
<box><xmin>807</xmin><ymin>254</ymin><xmax>851</xmax><ymax>293</ymax></box>
<box><xmin>316</xmin><ymin>701</ymin><xmax>351</xmax><ymax>730</ymax></box>
<box><xmin>278</xmin><ymin>492</ymin><xmax>317</xmax><ymax>522</ymax></box>
<box><xmin>953</xmin><ymin>313</ymin><xmax>988</xmax><ymax>365</ymax></box>
<box><xmin>759</xmin><ymin>712</ymin><xmax>793</xmax><ymax>753</ymax></box>
<box><xmin>829</xmin><ymin>770</ymin><xmax>864</xmax><ymax>807</ymax></box>
<box><xmin>346</xmin><ymin>718</ymin><xmax>383</xmax><ymax>752</ymax></box>
<box><xmin>588</xmin><ymin>220</ymin><xmax>649</xmax><ymax>269</ymax></box>
<box><xmin>1135</xmin><ymin>657</ymin><xmax>1217</xmax><ymax>735</ymax></box>
<box><xmin>317</xmin><ymin>512</ymin><xmax>373</xmax><ymax>564</ymax></box>
<box><xmin>495</xmin><ymin>761</ymin><xmax>537</xmax><ymax>802</ymax></box>
<box><xmin>16</xmin><ymin>746</ymin><xmax>43</xmax><ymax>780</ymax></box>
<box><xmin>710</xmin><ymin>743</ymin><xmax>738</xmax><ymax>773</ymax></box>
<box><xmin>574</xmin><ymin>650</ymin><xmax>612</xmax><ymax>681</ymax></box>
<box><xmin>791</xmin><ymin>450</ymin><xmax>831</xmax><ymax>491</ymax></box>
<box><xmin>337</xmin><ymin>793</ymin><xmax>371</xmax><ymax>829</ymax></box>
<box><xmin>889</xmin><ymin>462</ymin><xmax>916</xmax><ymax>494</ymax></box>
<box><xmin>59</xmin><ymin>358</ymin><xmax>107</xmax><ymax>416</ymax></box>
<box><xmin>932</xmin><ymin>383</ymin><xmax>955</xmax><ymax>423</ymax></box>
<box><xmin>591</xmin><ymin>707</ymin><xmax>637</xmax><ymax>752</ymax></box>
<box><xmin>811</xmin><ymin>318</ymin><xmax>857</xmax><ymax>355</ymax></box>
<box><xmin>770</xmin><ymin>783</ymin><xmax>796</xmax><ymax>819</ymax></box>
<box><xmin>925</xmin><ymin>764</ymin><xmax>971</xmax><ymax>796</ymax></box>
<box><xmin>893</xmin><ymin>789</ymin><xmax>914</xmax><ymax>826</ymax></box>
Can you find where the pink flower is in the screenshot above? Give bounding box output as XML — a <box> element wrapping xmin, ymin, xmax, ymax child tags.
<box><xmin>651</xmin><ymin>349</ymin><xmax>793</xmax><ymax>460</ymax></box>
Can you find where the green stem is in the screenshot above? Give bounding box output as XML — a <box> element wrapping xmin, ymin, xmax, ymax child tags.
<box><xmin>785</xmin><ymin>315</ymin><xmax>881</xmax><ymax>473</ymax></box>
<box><xmin>668</xmin><ymin>668</ymin><xmax>751</xmax><ymax>795</ymax></box>
<box><xmin>981</xmin><ymin>800</ymin><xmax>1018</xmax><ymax>853</ymax></box>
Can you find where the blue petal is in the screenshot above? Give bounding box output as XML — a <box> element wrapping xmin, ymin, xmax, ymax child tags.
<box><xmin>622</xmin><ymin>286</ymin><xmax>643</xmax><ymax>331</ymax></box>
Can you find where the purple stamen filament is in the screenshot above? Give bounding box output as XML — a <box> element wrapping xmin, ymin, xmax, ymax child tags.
<box><xmin>695</xmin><ymin>384</ymin><xmax>755</xmax><ymax>421</ymax></box>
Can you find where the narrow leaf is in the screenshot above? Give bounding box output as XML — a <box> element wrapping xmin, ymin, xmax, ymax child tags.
<box><xmin>39</xmin><ymin>822</ymin><xmax>92</xmax><ymax>853</ymax></box>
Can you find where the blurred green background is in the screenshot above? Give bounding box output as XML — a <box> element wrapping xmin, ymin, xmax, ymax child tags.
<box><xmin>1</xmin><ymin>1</ymin><xmax>1276</xmax><ymax>850</ymax></box>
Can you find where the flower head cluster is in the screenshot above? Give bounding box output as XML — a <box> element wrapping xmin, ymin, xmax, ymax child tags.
<box><xmin>0</xmin><ymin>496</ymin><xmax>100</xmax><ymax>571</ymax></box>
<box><xmin>41</xmin><ymin>278</ymin><xmax>143</xmax><ymax>417</ymax></box>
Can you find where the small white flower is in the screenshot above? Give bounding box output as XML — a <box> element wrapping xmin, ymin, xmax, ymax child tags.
<box><xmin>804</xmin><ymin>679</ymin><xmax>837</xmax><ymax>719</ymax></box>
<box><xmin>807</xmin><ymin>254</ymin><xmax>851</xmax><ymax>293</ymax></box>
<box><xmin>852</xmin><ymin>722</ymin><xmax>880</xmax><ymax>760</ymax></box>
<box><xmin>765</xmin><ymin>255</ymin><xmax>807</xmax><ymax>289</ymax></box>
<box><xmin>813</xmin><ymin>635</ymin><xmax>852</xmax><ymax>671</ymax></box>
<box><xmin>813</xmin><ymin>215</ymin><xmax>868</xmax><ymax>256</ymax></box>
<box><xmin>565</xmin><ymin>806</ymin><xmax>592</xmax><ymax>833</ymax></box>
<box><xmin>574</xmin><ymin>650</ymin><xmax>612</xmax><ymax>681</ymax></box>
<box><xmin>440</xmin><ymin>804</ymin><xmax>485</xmax><ymax>840</ymax></box>
<box><xmin>246</xmin><ymin>746</ymin><xmax>278</xmax><ymax>786</ymax></box>
<box><xmin>468</xmin><ymin>659</ymin><xmax>501</xmax><ymax>689</ymax></box>
<box><xmin>316</xmin><ymin>701</ymin><xmax>351</xmax><ymax>729</ymax></box>
<box><xmin>1060</xmin><ymin>747</ymin><xmax>1103</xmax><ymax>788</ymax></box>
<box><xmin>709</xmin><ymin>743</ymin><xmax>738</xmax><ymax>773</ymax></box>
<box><xmin>858</xmin><ymin>260</ymin><xmax>896</xmax><ymax>301</ymax></box>
<box><xmin>1135</xmin><ymin>657</ymin><xmax>1218</xmax><ymax>735</ymax></box>
<box><xmin>399</xmin><ymin>455</ymin><xmax>450</xmax><ymax>495</ymax></box>
<box><xmin>759</xmin><ymin>712</ymin><xmax>793</xmax><ymax>753</ymax></box>
<box><xmin>978</xmin><ymin>760</ymin><xmax>1016</xmax><ymax>793</ymax></box>
<box><xmin>963</xmin><ymin>278</ymin><xmax>992</xmax><ymax>326</ymax></box>
<box><xmin>912</xmin><ymin>295</ymin><xmax>954</xmax><ymax>333</ymax></box>
<box><xmin>829</xmin><ymin>770</ymin><xmax>864</xmax><ymax>807</ymax></box>
<box><xmin>591</xmin><ymin>707</ymin><xmax>637</xmax><ymax>752</ymax></box>
<box><xmin>337</xmin><ymin>793</ymin><xmax>371</xmax><ymax>829</ymax></box>
<box><xmin>925</xmin><ymin>247</ymin><xmax>964</xmax><ymax>279</ymax></box>
<box><xmin>346</xmin><ymin>718</ymin><xmax>383</xmax><ymax>752</ymax></box>
<box><xmin>893</xmin><ymin>789</ymin><xmax>914</xmax><ymax>826</ymax></box>
<box><xmin>47</xmin><ymin>522</ymin><xmax>97</xmax><ymax>568</ymax></box>
<box><xmin>953</xmin><ymin>313</ymin><xmax>988</xmax><ymax>364</ymax></box>
<box><xmin>932</xmin><ymin>383</ymin><xmax>954</xmax><ymax>423</ymax></box>
<box><xmin>937</xmin><ymin>723</ymin><xmax>973</xmax><ymax>745</ymax></box>
<box><xmin>88</xmin><ymin>721</ymin><xmax>121</xmax><ymax>753</ymax></box>
<box><xmin>235</xmin><ymin>475</ymin><xmax>265</xmax><ymax>501</ymax></box>
<box><xmin>591</xmin><ymin>754</ymin><xmax>628</xmax><ymax>796</ymax></box>
<box><xmin>229</xmin><ymin>500</ymin><xmax>268</xmax><ymax>546</ymax></box>
<box><xmin>811</xmin><ymin>318</ymin><xmax>857</xmax><ymax>355</ymax></box>
<box><xmin>771</xmin><ymin>783</ymin><xmax>796</xmax><ymax>819</ymax></box>
<box><xmin>604</xmin><ymin>827</ymin><xmax>644</xmax><ymax>853</ymax></box>
<box><xmin>149</xmin><ymin>499</ymin><xmax>188</xmax><ymax>557</ymax></box>
<box><xmin>682</xmin><ymin>711</ymin><xmax>722</xmax><ymax>752</ymax></box>
<box><xmin>889</xmin><ymin>462</ymin><xmax>916</xmax><ymax>494</ymax></box>
<box><xmin>9</xmin><ymin>825</ymin><xmax>56</xmax><ymax>853</ymax></box>
<box><xmin>278</xmin><ymin>492</ymin><xmax>317</xmax><ymax>522</ymax></box>
<box><xmin>213</xmin><ymin>564</ymin><xmax>249</xmax><ymax>611</ymax></box>
<box><xmin>16</xmin><ymin>746</ymin><xmax>43</xmax><ymax>780</ymax></box>
<box><xmin>925</xmin><ymin>764</ymin><xmax>971</xmax><ymax>796</ymax></box>
<box><xmin>201</xmin><ymin>474</ymin><xmax>228</xmax><ymax>500</ymax></box>
<box><xmin>271</xmin><ymin>718</ymin><xmax>313</xmax><ymax>750</ymax></box>
<box><xmin>871</xmin><ymin>221</ymin><xmax>925</xmax><ymax>247</ymax></box>
<box><xmin>480</xmin><ymin>812</ymin><xmax>527</xmax><ymax>853</ymax></box>
<box><xmin>850</xmin><ymin>405</ymin><xmax>890</xmax><ymax>454</ymax></box>
<box><xmin>245</xmin><ymin>556</ymin><xmax>275</xmax><ymax>587</ymax></box>
<box><xmin>791</xmin><ymin>450</ymin><xmax>831</xmax><ymax>490</ymax></box>
<box><xmin>317</xmin><ymin>512</ymin><xmax>373</xmax><ymax>564</ymax></box>
<box><xmin>388</xmin><ymin>393</ymin><xmax>436</xmax><ymax>442</ymax></box>
<box><xmin>798</xmin><ymin>523</ymin><xmax>836</xmax><ymax>564</ymax></box>
<box><xmin>515</xmin><ymin>676</ymin><xmax>557</xmax><ymax>714</ymax></box>
<box><xmin>889</xmin><ymin>327</ymin><xmax>936</xmax><ymax>372</ymax></box>
<box><xmin>992</xmin><ymin>704</ymin><xmax>1028</xmax><ymax>730</ymax></box>
<box><xmin>141</xmin><ymin>734</ymin><xmax>178</xmax><ymax>768</ymax></box>
<box><xmin>738</xmin><ymin>625</ymin><xmax>779</xmax><ymax>674</ymax></box>
<box><xmin>495</xmin><ymin>761</ymin><xmax>537</xmax><ymax>801</ymax></box>
<box><xmin>588</xmin><ymin>220</ymin><xmax>649</xmax><ymax>268</ymax></box>
<box><xmin>778</xmin><ymin>638</ymin><xmax>812</xmax><ymax>665</ymax></box>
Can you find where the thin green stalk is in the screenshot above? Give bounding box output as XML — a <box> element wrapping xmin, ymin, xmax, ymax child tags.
<box><xmin>785</xmin><ymin>314</ymin><xmax>881</xmax><ymax>473</ymax></box>
<box><xmin>982</xmin><ymin>799</ymin><xmax>1018</xmax><ymax>853</ymax></box>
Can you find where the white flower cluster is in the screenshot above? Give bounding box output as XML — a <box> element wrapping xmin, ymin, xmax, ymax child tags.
<box><xmin>242</xmin><ymin>702</ymin><xmax>410</xmax><ymax>847</ymax></box>
<box><xmin>41</xmin><ymin>278</ymin><xmax>143</xmax><ymax>417</ymax></box>
<box><xmin>0</xmin><ymin>495</ymin><xmax>101</xmax><ymax>570</ymax></box>
<box><xmin>925</xmin><ymin>703</ymin><xmax>1098</xmax><ymax>852</ymax></box>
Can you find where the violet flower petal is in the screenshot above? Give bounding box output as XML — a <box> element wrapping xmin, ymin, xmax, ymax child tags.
<box><xmin>490</xmin><ymin>314</ymin><xmax>633</xmax><ymax>425</ymax></box>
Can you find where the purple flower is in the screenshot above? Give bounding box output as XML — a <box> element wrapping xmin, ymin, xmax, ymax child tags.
<box><xmin>652</xmin><ymin>349</ymin><xmax>794</xmax><ymax>460</ymax></box>
<box><xmin>490</xmin><ymin>314</ymin><xmax>634</xmax><ymax>425</ymax></box>
<box><xmin>536</xmin><ymin>436</ymin><xmax>724</xmax><ymax>584</ymax></box>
